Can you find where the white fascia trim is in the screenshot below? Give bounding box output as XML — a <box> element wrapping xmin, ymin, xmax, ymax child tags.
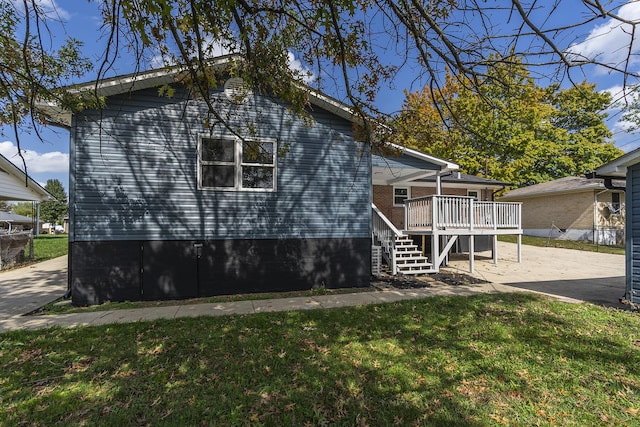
<box><xmin>386</xmin><ymin>170</ymin><xmax>438</xmax><ymax>185</ymax></box>
<box><xmin>595</xmin><ymin>147</ymin><xmax>640</xmax><ymax>178</ymax></box>
<box><xmin>387</xmin><ymin>142</ymin><xmax>459</xmax><ymax>172</ymax></box>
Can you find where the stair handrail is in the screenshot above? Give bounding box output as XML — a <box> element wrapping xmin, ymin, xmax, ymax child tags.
<box><xmin>372</xmin><ymin>203</ymin><xmax>403</xmax><ymax>274</ymax></box>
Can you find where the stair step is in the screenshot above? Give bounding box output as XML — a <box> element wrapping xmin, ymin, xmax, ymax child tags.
<box><xmin>396</xmin><ymin>251</ymin><xmax>424</xmax><ymax>257</ymax></box>
<box><xmin>396</xmin><ymin>245</ymin><xmax>418</xmax><ymax>251</ymax></box>
<box><xmin>396</xmin><ymin>256</ymin><xmax>430</xmax><ymax>262</ymax></box>
<box><xmin>398</xmin><ymin>268</ymin><xmax>436</xmax><ymax>275</ymax></box>
<box><xmin>397</xmin><ymin>261</ymin><xmax>432</xmax><ymax>268</ymax></box>
<box><xmin>395</xmin><ymin>239</ymin><xmax>415</xmax><ymax>245</ymax></box>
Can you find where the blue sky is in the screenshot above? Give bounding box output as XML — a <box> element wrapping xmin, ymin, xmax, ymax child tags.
<box><xmin>2</xmin><ymin>0</ymin><xmax>640</xmax><ymax>193</ymax></box>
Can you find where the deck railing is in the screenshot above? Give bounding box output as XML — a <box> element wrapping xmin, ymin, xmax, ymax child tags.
<box><xmin>372</xmin><ymin>203</ymin><xmax>402</xmax><ymax>274</ymax></box>
<box><xmin>405</xmin><ymin>195</ymin><xmax>521</xmax><ymax>231</ymax></box>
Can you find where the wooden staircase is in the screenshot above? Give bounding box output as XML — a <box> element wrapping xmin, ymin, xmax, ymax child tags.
<box><xmin>394</xmin><ymin>236</ymin><xmax>433</xmax><ymax>275</ymax></box>
<box><xmin>372</xmin><ymin>203</ymin><xmax>435</xmax><ymax>275</ymax></box>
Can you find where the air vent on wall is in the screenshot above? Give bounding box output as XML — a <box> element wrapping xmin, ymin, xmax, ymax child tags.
<box><xmin>224</xmin><ymin>77</ymin><xmax>251</xmax><ymax>103</ymax></box>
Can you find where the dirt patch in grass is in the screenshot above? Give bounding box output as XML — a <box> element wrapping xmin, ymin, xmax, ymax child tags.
<box><xmin>373</xmin><ymin>270</ymin><xmax>490</xmax><ymax>289</ymax></box>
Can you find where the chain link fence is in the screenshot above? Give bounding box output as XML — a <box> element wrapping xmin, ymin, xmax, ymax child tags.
<box><xmin>0</xmin><ymin>231</ymin><xmax>34</xmax><ymax>270</ymax></box>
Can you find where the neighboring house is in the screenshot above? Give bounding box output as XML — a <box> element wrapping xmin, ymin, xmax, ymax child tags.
<box><xmin>0</xmin><ymin>212</ymin><xmax>41</xmax><ymax>232</ymax></box>
<box><xmin>593</xmin><ymin>148</ymin><xmax>640</xmax><ymax>305</ymax></box>
<box><xmin>0</xmin><ymin>154</ymin><xmax>52</xmax><ymax>268</ymax></box>
<box><xmin>0</xmin><ymin>152</ymin><xmax>52</xmax><ymax>203</ymax></box>
<box><xmin>0</xmin><ymin>152</ymin><xmax>52</xmax><ymax>236</ymax></box>
<box><xmin>39</xmin><ymin>56</ymin><xmax>522</xmax><ymax>306</ymax></box>
<box><xmin>500</xmin><ymin>176</ymin><xmax>625</xmax><ymax>246</ymax></box>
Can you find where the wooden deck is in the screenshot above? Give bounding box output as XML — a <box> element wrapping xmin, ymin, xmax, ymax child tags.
<box><xmin>372</xmin><ymin>196</ymin><xmax>522</xmax><ymax>275</ymax></box>
<box><xmin>404</xmin><ymin>195</ymin><xmax>522</xmax><ymax>235</ymax></box>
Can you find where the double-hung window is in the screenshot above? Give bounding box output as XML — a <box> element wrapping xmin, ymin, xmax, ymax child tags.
<box><xmin>393</xmin><ymin>187</ymin><xmax>410</xmax><ymax>206</ymax></box>
<box><xmin>199</xmin><ymin>136</ymin><xmax>276</xmax><ymax>191</ymax></box>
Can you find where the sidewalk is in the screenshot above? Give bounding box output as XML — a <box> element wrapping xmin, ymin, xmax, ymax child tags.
<box><xmin>0</xmin><ymin>242</ymin><xmax>627</xmax><ymax>333</ymax></box>
<box><xmin>0</xmin><ymin>256</ymin><xmax>68</xmax><ymax>321</ymax></box>
<box><xmin>0</xmin><ymin>281</ymin><xmax>521</xmax><ymax>333</ymax></box>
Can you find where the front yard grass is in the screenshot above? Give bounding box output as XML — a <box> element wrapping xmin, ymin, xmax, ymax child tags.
<box><xmin>33</xmin><ymin>234</ymin><xmax>68</xmax><ymax>262</ymax></box>
<box><xmin>499</xmin><ymin>234</ymin><xmax>625</xmax><ymax>255</ymax></box>
<box><xmin>2</xmin><ymin>293</ymin><xmax>640</xmax><ymax>426</ymax></box>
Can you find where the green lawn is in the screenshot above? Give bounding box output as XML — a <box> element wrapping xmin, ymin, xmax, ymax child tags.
<box><xmin>2</xmin><ymin>293</ymin><xmax>639</xmax><ymax>426</ymax></box>
<box><xmin>33</xmin><ymin>234</ymin><xmax>68</xmax><ymax>262</ymax></box>
<box><xmin>499</xmin><ymin>234</ymin><xmax>625</xmax><ymax>255</ymax></box>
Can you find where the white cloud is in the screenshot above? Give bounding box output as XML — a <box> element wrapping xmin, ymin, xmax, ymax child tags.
<box><xmin>568</xmin><ymin>2</ymin><xmax>640</xmax><ymax>73</ymax></box>
<box><xmin>602</xmin><ymin>84</ymin><xmax>631</xmax><ymax>108</ymax></box>
<box><xmin>288</xmin><ymin>51</ymin><xmax>316</xmax><ymax>84</ymax></box>
<box><xmin>149</xmin><ymin>37</ymin><xmax>235</xmax><ymax>69</ymax></box>
<box><xmin>11</xmin><ymin>0</ymin><xmax>70</xmax><ymax>21</ymax></box>
<box><xmin>0</xmin><ymin>141</ymin><xmax>69</xmax><ymax>174</ymax></box>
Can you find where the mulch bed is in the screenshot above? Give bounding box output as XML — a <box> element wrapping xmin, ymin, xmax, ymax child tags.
<box><xmin>372</xmin><ymin>269</ymin><xmax>490</xmax><ymax>290</ymax></box>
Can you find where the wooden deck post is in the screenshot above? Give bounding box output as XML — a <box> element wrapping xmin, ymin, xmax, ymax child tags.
<box><xmin>492</xmin><ymin>234</ymin><xmax>498</xmax><ymax>265</ymax></box>
<box><xmin>517</xmin><ymin>234</ymin><xmax>522</xmax><ymax>263</ymax></box>
<box><xmin>431</xmin><ymin>198</ymin><xmax>439</xmax><ymax>272</ymax></box>
<box><xmin>469</xmin><ymin>235</ymin><xmax>475</xmax><ymax>273</ymax></box>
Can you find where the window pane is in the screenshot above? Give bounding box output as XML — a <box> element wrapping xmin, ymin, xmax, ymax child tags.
<box><xmin>242</xmin><ymin>141</ymin><xmax>274</xmax><ymax>164</ymax></box>
<box><xmin>394</xmin><ymin>188</ymin><xmax>408</xmax><ymax>205</ymax></box>
<box><xmin>202</xmin><ymin>165</ymin><xmax>235</xmax><ymax>188</ymax></box>
<box><xmin>242</xmin><ymin>166</ymin><xmax>273</xmax><ymax>189</ymax></box>
<box><xmin>202</xmin><ymin>138</ymin><xmax>234</xmax><ymax>162</ymax></box>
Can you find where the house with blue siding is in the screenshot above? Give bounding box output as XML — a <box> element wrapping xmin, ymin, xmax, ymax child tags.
<box><xmin>594</xmin><ymin>148</ymin><xmax>640</xmax><ymax>305</ymax></box>
<box><xmin>39</xmin><ymin>56</ymin><xmax>523</xmax><ymax>305</ymax></box>
<box><xmin>40</xmin><ymin>58</ymin><xmax>376</xmax><ymax>305</ymax></box>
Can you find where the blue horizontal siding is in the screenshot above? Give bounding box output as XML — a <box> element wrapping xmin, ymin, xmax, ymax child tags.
<box><xmin>71</xmin><ymin>86</ymin><xmax>371</xmax><ymax>241</ymax></box>
<box><xmin>629</xmin><ymin>165</ymin><xmax>640</xmax><ymax>300</ymax></box>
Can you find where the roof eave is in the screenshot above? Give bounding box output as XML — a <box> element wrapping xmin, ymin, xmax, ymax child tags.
<box><xmin>0</xmin><ymin>154</ymin><xmax>54</xmax><ymax>201</ymax></box>
<box><xmin>595</xmin><ymin>147</ymin><xmax>640</xmax><ymax>178</ymax></box>
<box><xmin>388</xmin><ymin>143</ymin><xmax>459</xmax><ymax>173</ymax></box>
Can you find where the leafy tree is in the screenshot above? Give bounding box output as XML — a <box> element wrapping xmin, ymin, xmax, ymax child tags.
<box><xmin>0</xmin><ymin>200</ymin><xmax>11</xmax><ymax>212</ymax></box>
<box><xmin>40</xmin><ymin>179</ymin><xmax>68</xmax><ymax>225</ymax></box>
<box><xmin>2</xmin><ymin>1</ymin><xmax>640</xmax><ymax>151</ymax></box>
<box><xmin>392</xmin><ymin>60</ymin><xmax>622</xmax><ymax>187</ymax></box>
<box><xmin>0</xmin><ymin>2</ymin><xmax>94</xmax><ymax>169</ymax></box>
<box><xmin>11</xmin><ymin>202</ymin><xmax>34</xmax><ymax>217</ymax></box>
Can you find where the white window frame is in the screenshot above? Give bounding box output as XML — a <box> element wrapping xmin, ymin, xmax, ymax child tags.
<box><xmin>393</xmin><ymin>187</ymin><xmax>410</xmax><ymax>207</ymax></box>
<box><xmin>467</xmin><ymin>190</ymin><xmax>479</xmax><ymax>200</ymax></box>
<box><xmin>198</xmin><ymin>135</ymin><xmax>277</xmax><ymax>192</ymax></box>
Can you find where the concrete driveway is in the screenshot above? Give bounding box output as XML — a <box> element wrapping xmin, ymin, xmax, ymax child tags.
<box><xmin>0</xmin><ymin>256</ymin><xmax>68</xmax><ymax>320</ymax></box>
<box><xmin>444</xmin><ymin>241</ymin><xmax>627</xmax><ymax>309</ymax></box>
